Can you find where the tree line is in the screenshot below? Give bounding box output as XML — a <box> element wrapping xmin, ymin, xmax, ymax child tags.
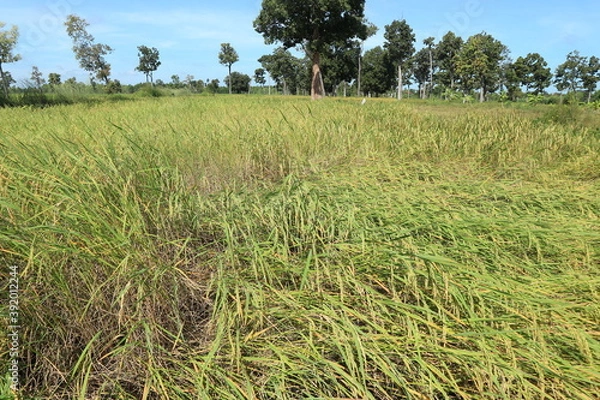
<box><xmin>252</xmin><ymin>9</ymin><xmax>599</xmax><ymax>103</ymax></box>
<box><xmin>1</xmin><ymin>1</ymin><xmax>599</xmax><ymax>104</ymax></box>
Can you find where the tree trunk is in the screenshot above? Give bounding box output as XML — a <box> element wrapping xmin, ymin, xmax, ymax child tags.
<box><xmin>397</xmin><ymin>64</ymin><xmax>403</xmax><ymax>100</ymax></box>
<box><xmin>311</xmin><ymin>52</ymin><xmax>325</xmax><ymax>100</ymax></box>
<box><xmin>228</xmin><ymin>65</ymin><xmax>232</xmax><ymax>94</ymax></box>
<box><xmin>357</xmin><ymin>51</ymin><xmax>362</xmax><ymax>97</ymax></box>
<box><xmin>479</xmin><ymin>86</ymin><xmax>485</xmax><ymax>102</ymax></box>
<box><xmin>0</xmin><ymin>62</ymin><xmax>8</xmax><ymax>99</ymax></box>
<box><xmin>429</xmin><ymin>50</ymin><xmax>433</xmax><ymax>98</ymax></box>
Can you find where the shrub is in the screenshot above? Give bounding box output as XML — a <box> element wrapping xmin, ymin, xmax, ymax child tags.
<box><xmin>136</xmin><ymin>84</ymin><xmax>163</xmax><ymax>97</ymax></box>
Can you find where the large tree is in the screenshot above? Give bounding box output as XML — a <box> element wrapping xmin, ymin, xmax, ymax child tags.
<box><xmin>218</xmin><ymin>43</ymin><xmax>239</xmax><ymax>94</ymax></box>
<box><xmin>582</xmin><ymin>56</ymin><xmax>600</xmax><ymax>103</ymax></box>
<box><xmin>259</xmin><ymin>47</ymin><xmax>307</xmax><ymax>95</ymax></box>
<box><xmin>513</xmin><ymin>53</ymin><xmax>552</xmax><ymax>95</ymax></box>
<box><xmin>554</xmin><ymin>51</ymin><xmax>586</xmax><ymax>95</ymax></box>
<box><xmin>65</xmin><ymin>14</ymin><xmax>113</xmax><ymax>85</ymax></box>
<box><xmin>0</xmin><ymin>22</ymin><xmax>21</xmax><ymax>99</ymax></box>
<box><xmin>412</xmin><ymin>48</ymin><xmax>431</xmax><ymax>99</ymax></box>
<box><xmin>320</xmin><ymin>40</ymin><xmax>361</xmax><ymax>95</ymax></box>
<box><xmin>423</xmin><ymin>36</ymin><xmax>435</xmax><ymax>97</ymax></box>
<box><xmin>224</xmin><ymin>72</ymin><xmax>252</xmax><ymax>94</ymax></box>
<box><xmin>436</xmin><ymin>31</ymin><xmax>463</xmax><ymax>90</ymax></box>
<box><xmin>456</xmin><ymin>32</ymin><xmax>507</xmax><ymax>102</ymax></box>
<box><xmin>136</xmin><ymin>45</ymin><xmax>161</xmax><ymax>84</ymax></box>
<box><xmin>500</xmin><ymin>60</ymin><xmax>522</xmax><ymax>101</ymax></box>
<box><xmin>361</xmin><ymin>46</ymin><xmax>394</xmax><ymax>97</ymax></box>
<box><xmin>357</xmin><ymin>21</ymin><xmax>378</xmax><ymax>96</ymax></box>
<box><xmin>254</xmin><ymin>0</ymin><xmax>369</xmax><ymax>100</ymax></box>
<box><xmin>383</xmin><ymin>19</ymin><xmax>416</xmax><ymax>100</ymax></box>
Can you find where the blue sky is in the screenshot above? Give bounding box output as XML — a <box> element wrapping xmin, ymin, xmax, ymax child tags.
<box><xmin>3</xmin><ymin>0</ymin><xmax>599</xmax><ymax>87</ymax></box>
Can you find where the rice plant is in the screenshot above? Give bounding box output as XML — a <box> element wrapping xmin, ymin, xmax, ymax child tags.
<box><xmin>1</xmin><ymin>96</ymin><xmax>599</xmax><ymax>399</ymax></box>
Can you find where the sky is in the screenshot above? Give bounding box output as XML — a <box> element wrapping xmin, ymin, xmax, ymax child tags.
<box><xmin>2</xmin><ymin>0</ymin><xmax>600</xmax><ymax>88</ymax></box>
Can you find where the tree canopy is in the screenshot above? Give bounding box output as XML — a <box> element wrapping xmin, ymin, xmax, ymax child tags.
<box><xmin>554</xmin><ymin>51</ymin><xmax>586</xmax><ymax>95</ymax></box>
<box><xmin>436</xmin><ymin>32</ymin><xmax>463</xmax><ymax>90</ymax></box>
<box><xmin>456</xmin><ymin>32</ymin><xmax>507</xmax><ymax>102</ymax></box>
<box><xmin>384</xmin><ymin>19</ymin><xmax>415</xmax><ymax>99</ymax></box>
<box><xmin>254</xmin><ymin>68</ymin><xmax>266</xmax><ymax>87</ymax></box>
<box><xmin>361</xmin><ymin>46</ymin><xmax>393</xmax><ymax>96</ymax></box>
<box><xmin>224</xmin><ymin>71</ymin><xmax>252</xmax><ymax>94</ymax></box>
<box><xmin>219</xmin><ymin>43</ymin><xmax>239</xmax><ymax>94</ymax></box>
<box><xmin>254</xmin><ymin>0</ymin><xmax>369</xmax><ymax>100</ymax></box>
<box><xmin>136</xmin><ymin>45</ymin><xmax>161</xmax><ymax>84</ymax></box>
<box><xmin>65</xmin><ymin>14</ymin><xmax>113</xmax><ymax>85</ymax></box>
<box><xmin>48</xmin><ymin>72</ymin><xmax>61</xmax><ymax>86</ymax></box>
<box><xmin>0</xmin><ymin>22</ymin><xmax>21</xmax><ymax>98</ymax></box>
<box><xmin>259</xmin><ymin>47</ymin><xmax>306</xmax><ymax>95</ymax></box>
<box><xmin>320</xmin><ymin>40</ymin><xmax>361</xmax><ymax>95</ymax></box>
<box><xmin>0</xmin><ymin>9</ymin><xmax>599</xmax><ymax>104</ymax></box>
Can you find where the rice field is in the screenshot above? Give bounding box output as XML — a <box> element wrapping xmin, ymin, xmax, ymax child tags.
<box><xmin>1</xmin><ymin>95</ymin><xmax>599</xmax><ymax>399</ymax></box>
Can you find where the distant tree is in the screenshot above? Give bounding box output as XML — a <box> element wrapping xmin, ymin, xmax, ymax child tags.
<box><xmin>135</xmin><ymin>45</ymin><xmax>161</xmax><ymax>84</ymax></box>
<box><xmin>218</xmin><ymin>43</ymin><xmax>239</xmax><ymax>94</ymax></box>
<box><xmin>361</xmin><ymin>46</ymin><xmax>393</xmax><ymax>96</ymax></box>
<box><xmin>177</xmin><ymin>74</ymin><xmax>202</xmax><ymax>92</ymax></box>
<box><xmin>206</xmin><ymin>79</ymin><xmax>220</xmax><ymax>95</ymax></box>
<box><xmin>48</xmin><ymin>72</ymin><xmax>62</xmax><ymax>86</ymax></box>
<box><xmin>384</xmin><ymin>19</ymin><xmax>416</xmax><ymax>100</ymax></box>
<box><xmin>170</xmin><ymin>74</ymin><xmax>182</xmax><ymax>88</ymax></box>
<box><xmin>0</xmin><ymin>22</ymin><xmax>21</xmax><ymax>99</ymax></box>
<box><xmin>436</xmin><ymin>31</ymin><xmax>463</xmax><ymax>90</ymax></box>
<box><xmin>357</xmin><ymin>21</ymin><xmax>378</xmax><ymax>97</ymax></box>
<box><xmin>456</xmin><ymin>32</ymin><xmax>508</xmax><ymax>102</ymax></box>
<box><xmin>224</xmin><ymin>72</ymin><xmax>251</xmax><ymax>94</ymax></box>
<box><xmin>500</xmin><ymin>60</ymin><xmax>522</xmax><ymax>101</ymax></box>
<box><xmin>513</xmin><ymin>53</ymin><xmax>552</xmax><ymax>95</ymax></box>
<box><xmin>65</xmin><ymin>77</ymin><xmax>77</xmax><ymax>85</ymax></box>
<box><xmin>254</xmin><ymin>68</ymin><xmax>266</xmax><ymax>87</ymax></box>
<box><xmin>30</xmin><ymin>66</ymin><xmax>46</xmax><ymax>94</ymax></box>
<box><xmin>184</xmin><ymin>74</ymin><xmax>195</xmax><ymax>90</ymax></box>
<box><xmin>412</xmin><ymin>48</ymin><xmax>431</xmax><ymax>99</ymax></box>
<box><xmin>554</xmin><ymin>51</ymin><xmax>586</xmax><ymax>95</ymax></box>
<box><xmin>64</xmin><ymin>14</ymin><xmax>113</xmax><ymax>85</ymax></box>
<box><xmin>1</xmin><ymin>70</ymin><xmax>15</xmax><ymax>90</ymax></box>
<box><xmin>259</xmin><ymin>47</ymin><xmax>304</xmax><ymax>95</ymax></box>
<box><xmin>582</xmin><ymin>56</ymin><xmax>600</xmax><ymax>103</ymax></box>
<box><xmin>106</xmin><ymin>79</ymin><xmax>122</xmax><ymax>94</ymax></box>
<box><xmin>192</xmin><ymin>79</ymin><xmax>204</xmax><ymax>93</ymax></box>
<box><xmin>320</xmin><ymin>40</ymin><xmax>361</xmax><ymax>95</ymax></box>
<box><xmin>254</xmin><ymin>0</ymin><xmax>369</xmax><ymax>100</ymax></box>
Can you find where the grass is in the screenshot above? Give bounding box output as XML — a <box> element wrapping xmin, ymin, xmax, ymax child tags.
<box><xmin>0</xmin><ymin>95</ymin><xmax>599</xmax><ymax>399</ymax></box>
